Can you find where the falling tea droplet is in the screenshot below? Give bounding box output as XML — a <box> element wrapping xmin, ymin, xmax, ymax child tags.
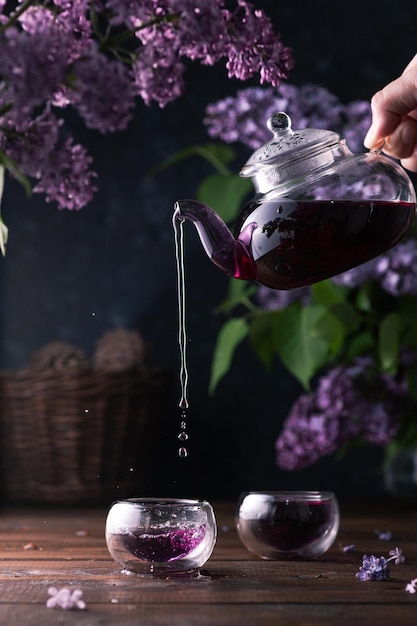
<box><xmin>178</xmin><ymin>447</ymin><xmax>188</xmax><ymax>458</ymax></box>
<box><xmin>178</xmin><ymin>431</ymin><xmax>189</xmax><ymax>441</ymax></box>
<box><xmin>180</xmin><ymin>421</ymin><xmax>187</xmax><ymax>430</ymax></box>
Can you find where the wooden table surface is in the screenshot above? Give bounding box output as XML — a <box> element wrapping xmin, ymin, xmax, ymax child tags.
<box><xmin>1</xmin><ymin>500</ymin><xmax>417</xmax><ymax>625</ymax></box>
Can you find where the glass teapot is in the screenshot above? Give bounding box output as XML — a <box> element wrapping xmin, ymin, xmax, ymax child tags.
<box><xmin>173</xmin><ymin>112</ymin><xmax>416</xmax><ymax>289</ymax></box>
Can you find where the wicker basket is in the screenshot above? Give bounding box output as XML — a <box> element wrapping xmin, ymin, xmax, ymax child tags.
<box><xmin>0</xmin><ymin>367</ymin><xmax>172</xmax><ymax>504</ymax></box>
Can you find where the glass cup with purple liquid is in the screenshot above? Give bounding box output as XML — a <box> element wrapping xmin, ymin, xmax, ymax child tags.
<box><xmin>105</xmin><ymin>498</ymin><xmax>217</xmax><ymax>576</ymax></box>
<box><xmin>236</xmin><ymin>491</ymin><xmax>339</xmax><ymax>559</ymax></box>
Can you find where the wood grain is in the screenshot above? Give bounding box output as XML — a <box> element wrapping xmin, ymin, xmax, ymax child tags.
<box><xmin>0</xmin><ymin>502</ymin><xmax>416</xmax><ymax>625</ymax></box>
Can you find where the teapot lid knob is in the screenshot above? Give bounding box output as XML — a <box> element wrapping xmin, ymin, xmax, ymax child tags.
<box><xmin>267</xmin><ymin>112</ymin><xmax>292</xmax><ymax>134</ymax></box>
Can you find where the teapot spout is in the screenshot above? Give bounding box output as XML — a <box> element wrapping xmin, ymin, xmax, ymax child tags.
<box><xmin>173</xmin><ymin>199</ymin><xmax>257</xmax><ymax>281</ymax></box>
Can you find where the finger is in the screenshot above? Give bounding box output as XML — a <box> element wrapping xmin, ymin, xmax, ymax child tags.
<box><xmin>364</xmin><ymin>71</ymin><xmax>417</xmax><ymax>148</ymax></box>
<box><xmin>400</xmin><ymin>154</ymin><xmax>417</xmax><ymax>172</ymax></box>
<box><xmin>383</xmin><ymin>117</ymin><xmax>417</xmax><ymax>160</ymax></box>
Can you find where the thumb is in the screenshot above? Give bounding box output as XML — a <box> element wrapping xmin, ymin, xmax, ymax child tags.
<box><xmin>364</xmin><ymin>62</ymin><xmax>417</xmax><ymax>149</ymax></box>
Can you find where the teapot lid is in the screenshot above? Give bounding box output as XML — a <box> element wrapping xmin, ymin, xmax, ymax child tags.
<box><xmin>240</xmin><ymin>112</ymin><xmax>340</xmax><ymax>179</ymax></box>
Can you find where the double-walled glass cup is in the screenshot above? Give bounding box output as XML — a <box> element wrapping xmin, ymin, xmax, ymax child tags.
<box><xmin>105</xmin><ymin>498</ymin><xmax>217</xmax><ymax>576</ymax></box>
<box><xmin>236</xmin><ymin>491</ymin><xmax>339</xmax><ymax>559</ymax></box>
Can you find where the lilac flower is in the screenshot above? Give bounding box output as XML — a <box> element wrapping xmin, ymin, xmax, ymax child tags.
<box><xmin>224</xmin><ymin>2</ymin><xmax>294</xmax><ymax>86</ymax></box>
<box><xmin>374</xmin><ymin>240</ymin><xmax>417</xmax><ymax>297</ymax></box>
<box><xmin>32</xmin><ymin>138</ymin><xmax>97</xmax><ymax>210</ymax></box>
<box><xmin>375</xmin><ymin>529</ymin><xmax>393</xmax><ymax>541</ymax></box>
<box><xmin>388</xmin><ymin>547</ymin><xmax>405</xmax><ymax>564</ymax></box>
<box><xmin>0</xmin><ymin>1</ymin><xmax>293</xmax><ymax>212</ymax></box>
<box><xmin>342</xmin><ymin>544</ymin><xmax>356</xmax><ymax>552</ymax></box>
<box><xmin>46</xmin><ymin>587</ymin><xmax>86</xmax><ymax>610</ymax></box>
<box><xmin>131</xmin><ymin>1</ymin><xmax>293</xmax><ymax>107</ymax></box>
<box><xmin>0</xmin><ymin>107</ymin><xmax>97</xmax><ymax>210</ymax></box>
<box><xmin>204</xmin><ymin>84</ymin><xmax>371</xmax><ymax>151</ymax></box>
<box><xmin>205</xmin><ymin>87</ymin><xmax>279</xmax><ymax>148</ymax></box>
<box><xmin>18</xmin><ymin>0</ymin><xmax>92</xmax><ymax>61</ymax></box>
<box><xmin>0</xmin><ymin>25</ymin><xmax>70</xmax><ymax>120</ymax></box>
<box><xmin>256</xmin><ymin>285</ymin><xmax>311</xmax><ymax>311</ymax></box>
<box><xmin>174</xmin><ymin>1</ymin><xmax>232</xmax><ymax>65</ymax></box>
<box><xmin>71</xmin><ymin>46</ymin><xmax>135</xmax><ymax>133</ymax></box>
<box><xmin>276</xmin><ymin>394</ymin><xmax>343</xmax><ymax>471</ymax></box>
<box><xmin>356</xmin><ymin>548</ymin><xmax>405</xmax><ymax>581</ymax></box>
<box><xmin>106</xmin><ymin>0</ymin><xmax>149</xmax><ymax>27</ymax></box>
<box><xmin>276</xmin><ymin>356</ymin><xmax>406</xmax><ymax>471</ymax></box>
<box><xmin>363</xmin><ymin>402</ymin><xmax>400</xmax><ymax>446</ymax></box>
<box><xmin>0</xmin><ymin>108</ymin><xmax>62</xmax><ymax>178</ymax></box>
<box><xmin>406</xmin><ymin>578</ymin><xmax>417</xmax><ymax>593</ymax></box>
<box><xmin>133</xmin><ymin>45</ymin><xmax>185</xmax><ymax>108</ymax></box>
<box><xmin>356</xmin><ymin>555</ymin><xmax>390</xmax><ymax>581</ymax></box>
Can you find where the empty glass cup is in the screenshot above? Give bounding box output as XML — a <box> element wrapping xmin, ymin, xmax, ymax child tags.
<box><xmin>105</xmin><ymin>498</ymin><xmax>217</xmax><ymax>576</ymax></box>
<box><xmin>236</xmin><ymin>491</ymin><xmax>339</xmax><ymax>559</ymax></box>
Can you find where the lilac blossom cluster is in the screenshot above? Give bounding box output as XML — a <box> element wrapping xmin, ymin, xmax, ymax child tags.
<box><xmin>0</xmin><ymin>1</ymin><xmax>293</xmax><ymax>211</ymax></box>
<box><xmin>204</xmin><ymin>84</ymin><xmax>371</xmax><ymax>153</ymax></box>
<box><xmin>332</xmin><ymin>238</ymin><xmax>417</xmax><ymax>296</ymax></box>
<box><xmin>275</xmin><ymin>356</ymin><xmax>410</xmax><ymax>471</ymax></box>
<box><xmin>356</xmin><ymin>548</ymin><xmax>404</xmax><ymax>582</ymax></box>
<box><xmin>356</xmin><ymin>555</ymin><xmax>390</xmax><ymax>581</ymax></box>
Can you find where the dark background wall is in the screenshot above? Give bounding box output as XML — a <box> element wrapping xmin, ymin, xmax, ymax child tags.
<box><xmin>1</xmin><ymin>0</ymin><xmax>417</xmax><ymax>501</ymax></box>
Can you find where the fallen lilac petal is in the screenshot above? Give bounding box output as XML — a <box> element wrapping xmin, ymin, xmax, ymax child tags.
<box><xmin>388</xmin><ymin>547</ymin><xmax>405</xmax><ymax>565</ymax></box>
<box><xmin>406</xmin><ymin>578</ymin><xmax>417</xmax><ymax>594</ymax></box>
<box><xmin>46</xmin><ymin>587</ymin><xmax>86</xmax><ymax>610</ymax></box>
<box><xmin>342</xmin><ymin>544</ymin><xmax>356</xmax><ymax>552</ymax></box>
<box><xmin>375</xmin><ymin>529</ymin><xmax>392</xmax><ymax>541</ymax></box>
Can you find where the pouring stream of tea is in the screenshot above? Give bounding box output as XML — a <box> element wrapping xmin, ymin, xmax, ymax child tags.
<box><xmin>173</xmin><ymin>208</ymin><xmax>189</xmax><ymax>458</ymax></box>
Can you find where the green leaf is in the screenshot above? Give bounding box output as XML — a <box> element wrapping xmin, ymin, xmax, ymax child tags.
<box><xmin>193</xmin><ymin>143</ymin><xmax>236</xmax><ymax>170</ymax></box>
<box><xmin>272</xmin><ymin>304</ymin><xmax>329</xmax><ymax>389</ymax></box>
<box><xmin>378</xmin><ymin>312</ymin><xmax>402</xmax><ymax>373</ymax></box>
<box><xmin>216</xmin><ymin>278</ymin><xmax>257</xmax><ymax>314</ymax></box>
<box><xmin>313</xmin><ymin>310</ymin><xmax>346</xmax><ymax>358</ymax></box>
<box><xmin>147</xmin><ymin>142</ymin><xmax>235</xmax><ymax>178</ymax></box>
<box><xmin>248</xmin><ymin>312</ymin><xmax>277</xmax><ymax>369</ymax></box>
<box><xmin>311</xmin><ymin>279</ymin><xmax>347</xmax><ymax>306</ymax></box>
<box><xmin>344</xmin><ymin>331</ymin><xmax>375</xmax><ymax>361</ymax></box>
<box><xmin>227</xmin><ymin>277</ymin><xmax>257</xmax><ymax>305</ymax></box>
<box><xmin>209</xmin><ymin>317</ymin><xmax>249</xmax><ymax>394</ymax></box>
<box><xmin>0</xmin><ymin>150</ymin><xmax>31</xmax><ymax>197</ymax></box>
<box><xmin>355</xmin><ymin>285</ymin><xmax>373</xmax><ymax>313</ymax></box>
<box><xmin>197</xmin><ymin>173</ymin><xmax>252</xmax><ymax>223</ymax></box>
<box><xmin>327</xmin><ymin>301</ymin><xmax>361</xmax><ymax>335</ymax></box>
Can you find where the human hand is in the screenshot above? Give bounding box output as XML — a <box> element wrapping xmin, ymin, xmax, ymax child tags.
<box><xmin>364</xmin><ymin>54</ymin><xmax>417</xmax><ymax>171</ymax></box>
